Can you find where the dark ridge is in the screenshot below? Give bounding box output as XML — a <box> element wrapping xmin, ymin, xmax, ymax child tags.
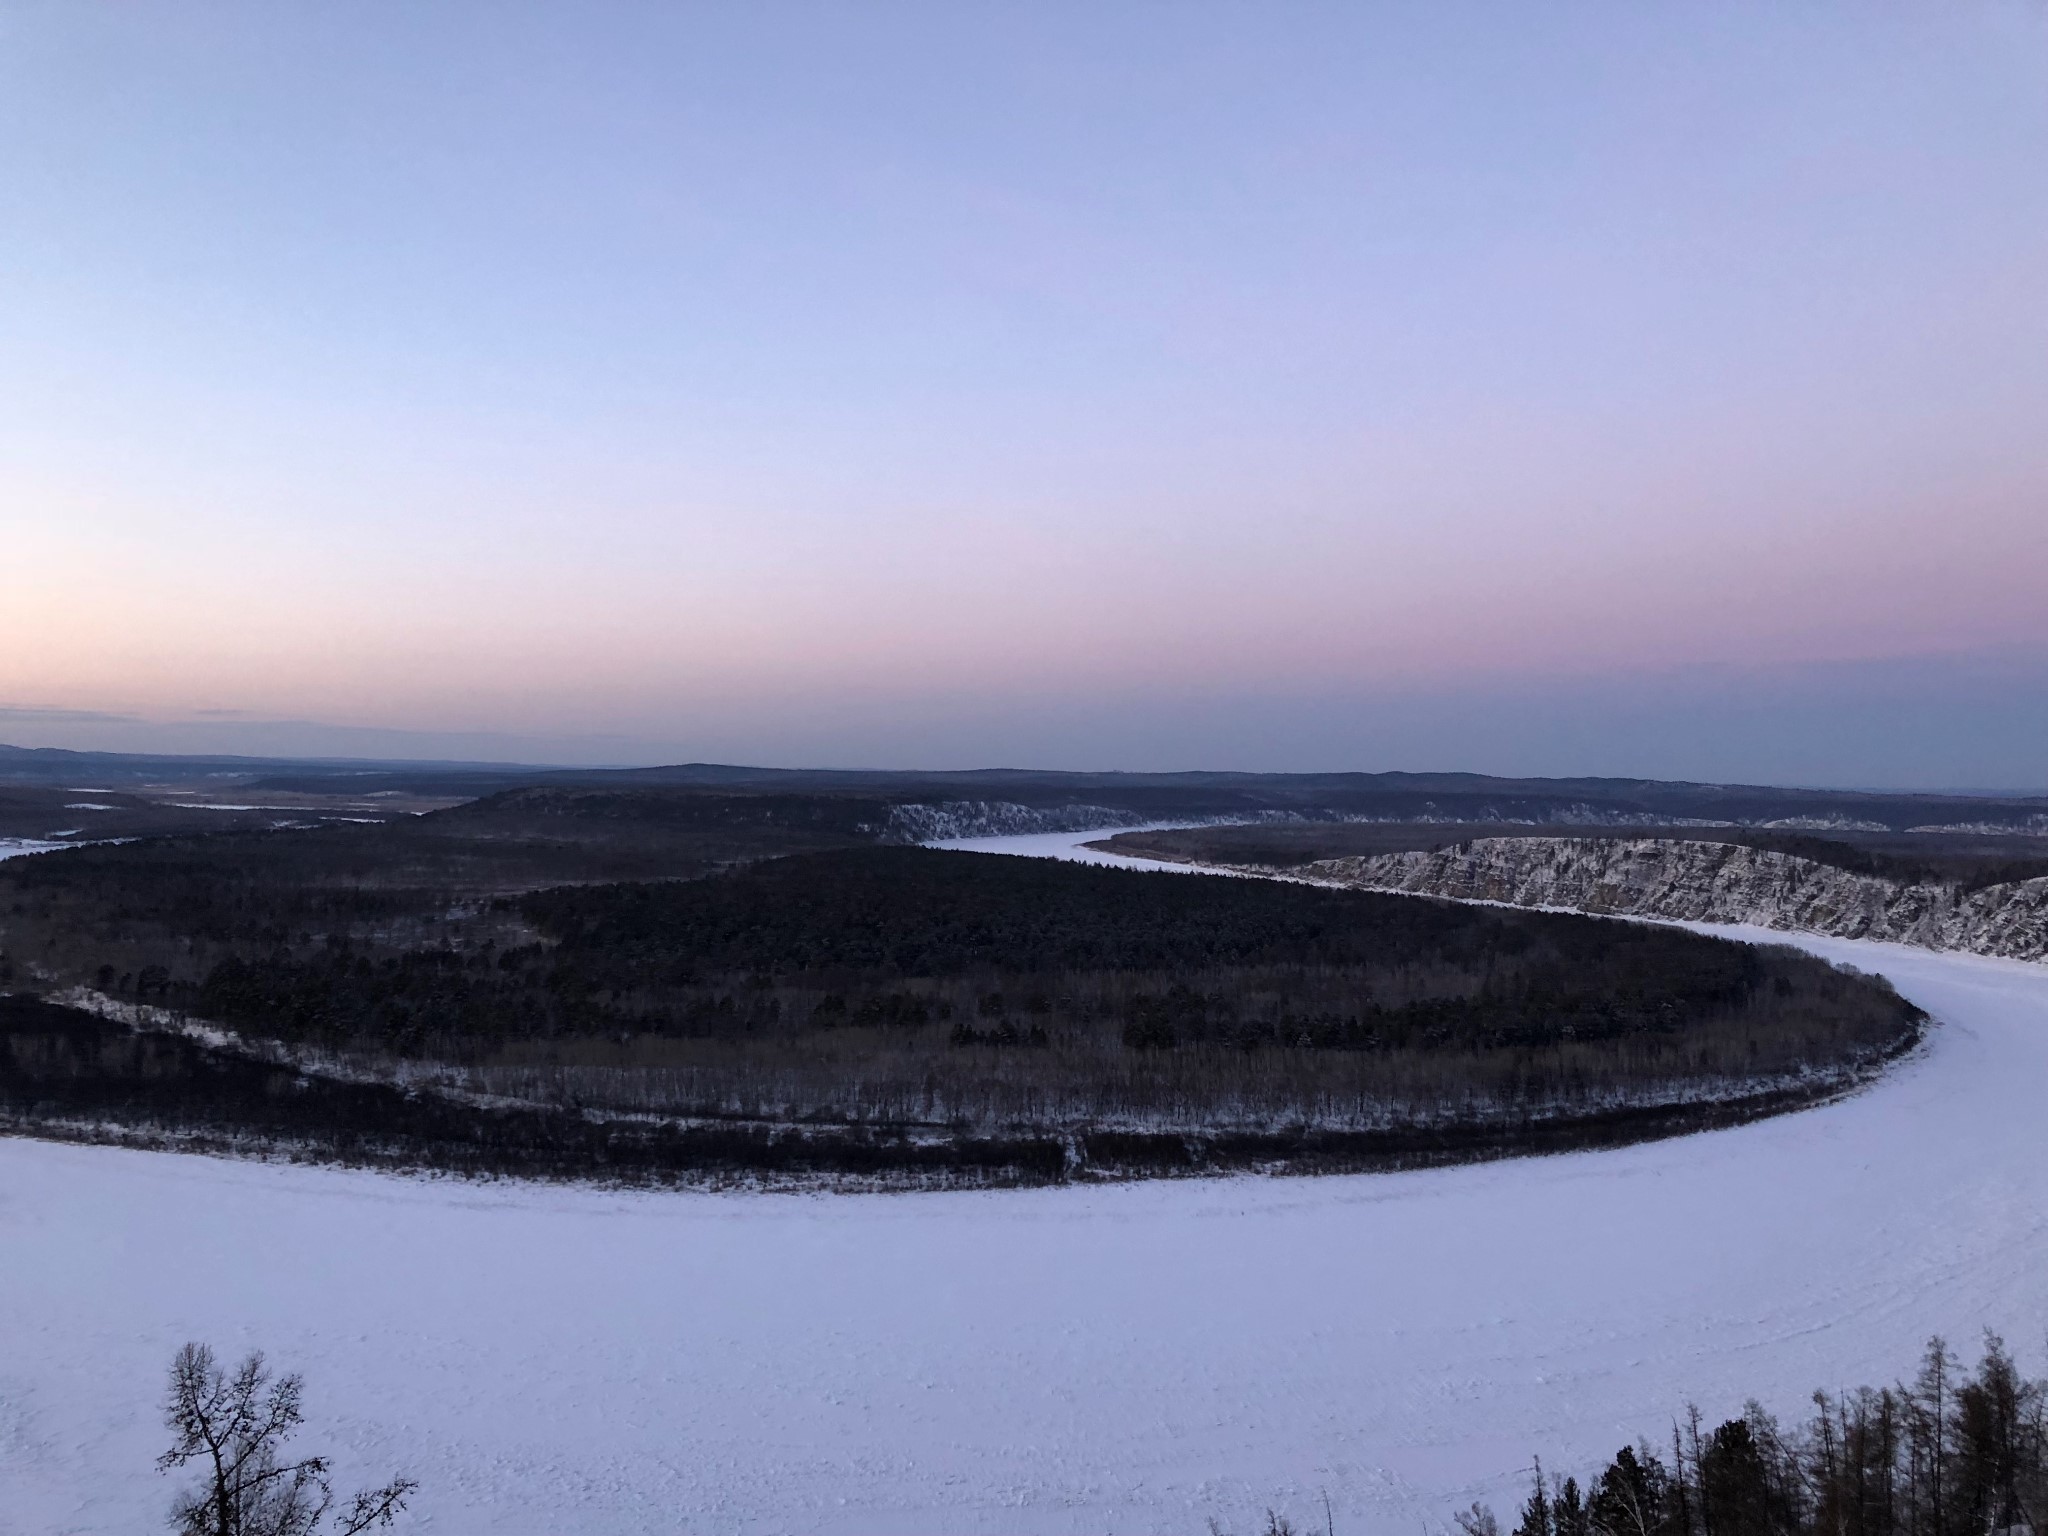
<box><xmin>5</xmin><ymin>740</ymin><xmax>2044</xmax><ymax>833</ymax></box>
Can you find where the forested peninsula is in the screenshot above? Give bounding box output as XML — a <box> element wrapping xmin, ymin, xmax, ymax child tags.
<box><xmin>1</xmin><ymin>798</ymin><xmax>1923</xmax><ymax>1187</ymax></box>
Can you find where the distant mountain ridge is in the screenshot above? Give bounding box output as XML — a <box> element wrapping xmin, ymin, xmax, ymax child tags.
<box><xmin>3</xmin><ymin>741</ymin><xmax>2046</xmax><ymax>836</ymax></box>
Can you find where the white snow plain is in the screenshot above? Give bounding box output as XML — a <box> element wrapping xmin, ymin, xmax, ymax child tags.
<box><xmin>4</xmin><ymin>830</ymin><xmax>2048</xmax><ymax>1536</ymax></box>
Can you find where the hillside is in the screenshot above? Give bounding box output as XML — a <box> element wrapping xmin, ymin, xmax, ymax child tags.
<box><xmin>1127</xmin><ymin>835</ymin><xmax>2048</xmax><ymax>963</ymax></box>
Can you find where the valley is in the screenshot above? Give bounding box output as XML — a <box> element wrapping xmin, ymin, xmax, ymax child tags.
<box><xmin>3</xmin><ymin>832</ymin><xmax>2044</xmax><ymax>1535</ymax></box>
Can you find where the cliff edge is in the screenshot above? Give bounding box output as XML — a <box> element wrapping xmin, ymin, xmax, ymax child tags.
<box><xmin>1309</xmin><ymin>838</ymin><xmax>2048</xmax><ymax>962</ymax></box>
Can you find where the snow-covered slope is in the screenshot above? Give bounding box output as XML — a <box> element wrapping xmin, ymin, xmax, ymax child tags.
<box><xmin>1303</xmin><ymin>837</ymin><xmax>2048</xmax><ymax>962</ymax></box>
<box><xmin>880</xmin><ymin>800</ymin><xmax>1146</xmax><ymax>840</ymax></box>
<box><xmin>0</xmin><ymin>839</ymin><xmax>70</xmax><ymax>861</ymax></box>
<box><xmin>884</xmin><ymin>803</ymin><xmax>1319</xmax><ymax>839</ymax></box>
<box><xmin>4</xmin><ymin>830</ymin><xmax>2048</xmax><ymax>1536</ymax></box>
<box><xmin>877</xmin><ymin>799</ymin><xmax>1933</xmax><ymax>843</ymax></box>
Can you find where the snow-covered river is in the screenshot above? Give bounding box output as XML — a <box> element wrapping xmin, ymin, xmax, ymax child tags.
<box><xmin>5</xmin><ymin>829</ymin><xmax>2047</xmax><ymax>1536</ymax></box>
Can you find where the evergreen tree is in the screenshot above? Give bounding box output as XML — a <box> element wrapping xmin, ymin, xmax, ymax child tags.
<box><xmin>1554</xmin><ymin>1475</ymin><xmax>1590</xmax><ymax>1536</ymax></box>
<box><xmin>1516</xmin><ymin>1459</ymin><xmax>1554</xmax><ymax>1536</ymax></box>
<box><xmin>1698</xmin><ymin>1419</ymin><xmax>1772</xmax><ymax>1536</ymax></box>
<box><xmin>1588</xmin><ymin>1444</ymin><xmax>1671</xmax><ymax>1536</ymax></box>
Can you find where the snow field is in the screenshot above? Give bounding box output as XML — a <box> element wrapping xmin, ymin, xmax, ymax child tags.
<box><xmin>2</xmin><ymin>830</ymin><xmax>2046</xmax><ymax>1535</ymax></box>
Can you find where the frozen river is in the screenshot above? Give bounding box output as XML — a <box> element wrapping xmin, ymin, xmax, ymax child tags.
<box><xmin>4</xmin><ymin>830</ymin><xmax>2046</xmax><ymax>1535</ymax></box>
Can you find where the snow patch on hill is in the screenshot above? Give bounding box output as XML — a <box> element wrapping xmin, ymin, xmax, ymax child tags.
<box><xmin>0</xmin><ymin>838</ymin><xmax>68</xmax><ymax>861</ymax></box>
<box><xmin>1308</xmin><ymin>838</ymin><xmax>2048</xmax><ymax>962</ymax></box>
<box><xmin>881</xmin><ymin>801</ymin><xmax>1148</xmax><ymax>840</ymax></box>
<box><xmin>890</xmin><ymin>801</ymin><xmax>1753</xmax><ymax>842</ymax></box>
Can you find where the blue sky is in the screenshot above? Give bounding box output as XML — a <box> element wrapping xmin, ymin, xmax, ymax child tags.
<box><xmin>3</xmin><ymin>3</ymin><xmax>2046</xmax><ymax>784</ymax></box>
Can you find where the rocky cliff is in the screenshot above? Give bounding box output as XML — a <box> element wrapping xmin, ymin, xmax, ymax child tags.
<box><xmin>1307</xmin><ymin>838</ymin><xmax>2048</xmax><ymax>962</ymax></box>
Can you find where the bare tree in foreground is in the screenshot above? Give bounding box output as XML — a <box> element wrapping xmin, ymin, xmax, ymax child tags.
<box><xmin>158</xmin><ymin>1343</ymin><xmax>415</xmax><ymax>1536</ymax></box>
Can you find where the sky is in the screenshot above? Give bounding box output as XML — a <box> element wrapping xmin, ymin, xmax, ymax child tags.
<box><xmin>3</xmin><ymin>3</ymin><xmax>2046</xmax><ymax>787</ymax></box>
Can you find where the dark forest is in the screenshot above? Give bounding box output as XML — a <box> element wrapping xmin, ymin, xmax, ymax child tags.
<box><xmin>1</xmin><ymin>833</ymin><xmax>1922</xmax><ymax>1185</ymax></box>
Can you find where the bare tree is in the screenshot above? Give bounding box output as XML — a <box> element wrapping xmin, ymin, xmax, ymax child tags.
<box><xmin>158</xmin><ymin>1343</ymin><xmax>415</xmax><ymax>1536</ymax></box>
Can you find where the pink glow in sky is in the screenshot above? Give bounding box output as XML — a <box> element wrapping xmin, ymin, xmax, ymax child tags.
<box><xmin>4</xmin><ymin>4</ymin><xmax>2047</xmax><ymax>783</ymax></box>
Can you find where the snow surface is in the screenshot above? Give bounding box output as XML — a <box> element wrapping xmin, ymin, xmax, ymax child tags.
<box><xmin>0</xmin><ymin>839</ymin><xmax>69</xmax><ymax>861</ymax></box>
<box><xmin>4</xmin><ymin>831</ymin><xmax>2048</xmax><ymax>1535</ymax></box>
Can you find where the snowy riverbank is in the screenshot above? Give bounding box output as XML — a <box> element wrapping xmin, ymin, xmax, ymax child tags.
<box><xmin>3</xmin><ymin>831</ymin><xmax>2045</xmax><ymax>1535</ymax></box>
<box><xmin>1304</xmin><ymin>836</ymin><xmax>2048</xmax><ymax>963</ymax></box>
<box><xmin>0</xmin><ymin>838</ymin><xmax>73</xmax><ymax>861</ymax></box>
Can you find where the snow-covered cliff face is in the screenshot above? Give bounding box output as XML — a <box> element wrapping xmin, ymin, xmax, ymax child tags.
<box><xmin>882</xmin><ymin>801</ymin><xmax>1148</xmax><ymax>840</ymax></box>
<box><xmin>889</xmin><ymin>801</ymin><xmax>2048</xmax><ymax>845</ymax></box>
<box><xmin>1307</xmin><ymin>838</ymin><xmax>2048</xmax><ymax>963</ymax></box>
<box><xmin>887</xmin><ymin>802</ymin><xmax>1331</xmax><ymax>840</ymax></box>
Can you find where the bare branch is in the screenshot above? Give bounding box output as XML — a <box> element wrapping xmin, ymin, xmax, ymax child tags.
<box><xmin>335</xmin><ymin>1479</ymin><xmax>418</xmax><ymax>1536</ymax></box>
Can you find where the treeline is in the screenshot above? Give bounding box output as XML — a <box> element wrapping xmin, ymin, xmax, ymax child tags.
<box><xmin>1465</xmin><ymin>1335</ymin><xmax>2044</xmax><ymax>1536</ymax></box>
<box><xmin>0</xmin><ymin>995</ymin><xmax>1069</xmax><ymax>1185</ymax></box>
<box><xmin>1729</xmin><ymin>834</ymin><xmax>2048</xmax><ymax>895</ymax></box>
<box><xmin>1108</xmin><ymin>825</ymin><xmax>2048</xmax><ymax>897</ymax></box>
<box><xmin>0</xmin><ymin>993</ymin><xmax>1913</xmax><ymax>1185</ymax></box>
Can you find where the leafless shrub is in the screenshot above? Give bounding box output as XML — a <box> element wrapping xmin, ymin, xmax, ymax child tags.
<box><xmin>158</xmin><ymin>1343</ymin><xmax>414</xmax><ymax>1536</ymax></box>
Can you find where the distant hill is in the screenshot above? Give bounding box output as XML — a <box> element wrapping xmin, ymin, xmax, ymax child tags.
<box><xmin>0</xmin><ymin>741</ymin><xmax>545</xmax><ymax>784</ymax></box>
<box><xmin>3</xmin><ymin>741</ymin><xmax>2045</xmax><ymax>836</ymax></box>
